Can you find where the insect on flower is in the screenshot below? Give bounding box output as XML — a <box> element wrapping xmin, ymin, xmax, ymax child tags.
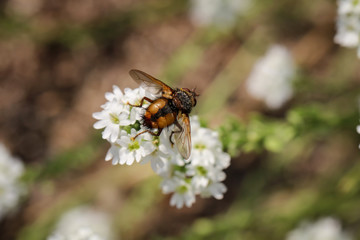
<box><xmin>128</xmin><ymin>69</ymin><xmax>199</xmax><ymax>159</ymax></box>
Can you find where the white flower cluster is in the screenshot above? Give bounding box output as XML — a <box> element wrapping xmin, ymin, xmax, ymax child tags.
<box><xmin>93</xmin><ymin>86</ymin><xmax>230</xmax><ymax>208</ymax></box>
<box><xmin>189</xmin><ymin>0</ymin><xmax>250</xmax><ymax>28</ymax></box>
<box><xmin>335</xmin><ymin>0</ymin><xmax>360</xmax><ymax>58</ymax></box>
<box><xmin>0</xmin><ymin>143</ymin><xmax>25</xmax><ymax>219</ymax></box>
<box><xmin>156</xmin><ymin>116</ymin><xmax>230</xmax><ymax>208</ymax></box>
<box><xmin>246</xmin><ymin>44</ymin><xmax>296</xmax><ymax>109</ymax></box>
<box><xmin>93</xmin><ymin>86</ymin><xmax>154</xmax><ymax>165</ymax></box>
<box><xmin>47</xmin><ymin>206</ymin><xmax>114</xmax><ymax>240</ymax></box>
<box><xmin>286</xmin><ymin>217</ymin><xmax>352</xmax><ymax>240</ymax></box>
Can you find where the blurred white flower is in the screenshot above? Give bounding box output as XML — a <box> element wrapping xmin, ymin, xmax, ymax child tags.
<box><xmin>0</xmin><ymin>143</ymin><xmax>25</xmax><ymax>220</ymax></box>
<box><xmin>190</xmin><ymin>127</ymin><xmax>223</xmax><ymax>166</ymax></box>
<box><xmin>162</xmin><ymin>176</ymin><xmax>196</xmax><ymax>209</ymax></box>
<box><xmin>357</xmin><ymin>124</ymin><xmax>360</xmax><ymax>149</ymax></box>
<box><xmin>286</xmin><ymin>217</ymin><xmax>352</xmax><ymax>240</ymax></box>
<box><xmin>189</xmin><ymin>0</ymin><xmax>250</xmax><ymax>28</ymax></box>
<box><xmin>246</xmin><ymin>45</ymin><xmax>296</xmax><ymax>109</ymax></box>
<box><xmin>335</xmin><ymin>0</ymin><xmax>360</xmax><ymax>58</ymax></box>
<box><xmin>94</xmin><ymin>86</ymin><xmax>231</xmax><ymax>208</ymax></box>
<box><xmin>47</xmin><ymin>206</ymin><xmax>114</xmax><ymax>240</ymax></box>
<box><xmin>203</xmin><ymin>182</ymin><xmax>227</xmax><ymax>199</ymax></box>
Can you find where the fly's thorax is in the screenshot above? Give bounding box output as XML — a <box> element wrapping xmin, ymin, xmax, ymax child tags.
<box><xmin>174</xmin><ymin>88</ymin><xmax>196</xmax><ymax>114</ymax></box>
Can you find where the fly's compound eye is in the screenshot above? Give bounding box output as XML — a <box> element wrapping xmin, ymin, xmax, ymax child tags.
<box><xmin>193</xmin><ymin>98</ymin><xmax>197</xmax><ymax>107</ymax></box>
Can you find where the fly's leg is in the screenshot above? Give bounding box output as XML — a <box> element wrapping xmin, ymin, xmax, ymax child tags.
<box><xmin>127</xmin><ymin>97</ymin><xmax>153</xmax><ymax>108</ymax></box>
<box><xmin>169</xmin><ymin>120</ymin><xmax>183</xmax><ymax>147</ymax></box>
<box><xmin>131</xmin><ymin>128</ymin><xmax>163</xmax><ymax>141</ymax></box>
<box><xmin>127</xmin><ymin>97</ymin><xmax>159</xmax><ymax>141</ymax></box>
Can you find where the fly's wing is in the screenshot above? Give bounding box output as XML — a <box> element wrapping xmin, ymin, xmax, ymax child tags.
<box><xmin>174</xmin><ymin>113</ymin><xmax>192</xmax><ymax>159</ymax></box>
<box><xmin>129</xmin><ymin>69</ymin><xmax>173</xmax><ymax>98</ymax></box>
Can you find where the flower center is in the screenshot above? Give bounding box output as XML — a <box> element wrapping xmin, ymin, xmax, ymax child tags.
<box><xmin>109</xmin><ymin>113</ymin><xmax>120</xmax><ymax>124</ymax></box>
<box><xmin>152</xmin><ymin>137</ymin><xmax>160</xmax><ymax>147</ymax></box>
<box><xmin>173</xmin><ymin>165</ymin><xmax>186</xmax><ymax>173</ymax></box>
<box><xmin>194</xmin><ymin>143</ymin><xmax>206</xmax><ymax>151</ymax></box>
<box><xmin>176</xmin><ymin>185</ymin><xmax>188</xmax><ymax>194</ymax></box>
<box><xmin>196</xmin><ymin>166</ymin><xmax>207</xmax><ymax>176</ymax></box>
<box><xmin>128</xmin><ymin>141</ymin><xmax>140</xmax><ymax>151</ymax></box>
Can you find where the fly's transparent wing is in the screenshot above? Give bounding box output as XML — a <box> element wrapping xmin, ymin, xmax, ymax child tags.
<box><xmin>129</xmin><ymin>69</ymin><xmax>173</xmax><ymax>97</ymax></box>
<box><xmin>173</xmin><ymin>113</ymin><xmax>192</xmax><ymax>159</ymax></box>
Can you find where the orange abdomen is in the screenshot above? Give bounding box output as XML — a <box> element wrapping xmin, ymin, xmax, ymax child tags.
<box><xmin>143</xmin><ymin>98</ymin><xmax>176</xmax><ymax>129</ymax></box>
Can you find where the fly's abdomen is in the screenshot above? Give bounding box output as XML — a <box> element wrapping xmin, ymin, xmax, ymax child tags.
<box><xmin>143</xmin><ymin>98</ymin><xmax>176</xmax><ymax>129</ymax></box>
<box><xmin>156</xmin><ymin>112</ymin><xmax>175</xmax><ymax>128</ymax></box>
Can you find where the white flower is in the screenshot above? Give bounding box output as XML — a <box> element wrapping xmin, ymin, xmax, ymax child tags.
<box><xmin>122</xmin><ymin>87</ymin><xmax>146</xmax><ymax>105</ymax></box>
<box><xmin>170</xmin><ymin>189</ymin><xmax>196</xmax><ymax>209</ymax></box>
<box><xmin>93</xmin><ymin>102</ymin><xmax>129</xmax><ymax>143</ymax></box>
<box><xmin>105</xmin><ymin>142</ymin><xmax>122</xmax><ymax>165</ymax></box>
<box><xmin>214</xmin><ymin>151</ymin><xmax>231</xmax><ymax>169</ymax></box>
<box><xmin>141</xmin><ymin>137</ymin><xmax>175</xmax><ymax>175</ymax></box>
<box><xmin>189</xmin><ymin>0</ymin><xmax>250</xmax><ymax>28</ymax></box>
<box><xmin>162</xmin><ymin>177</ymin><xmax>196</xmax><ymax>209</ymax></box>
<box><xmin>117</xmin><ymin>129</ymin><xmax>156</xmax><ymax>165</ymax></box>
<box><xmin>202</xmin><ymin>182</ymin><xmax>227</xmax><ymax>200</ymax></box>
<box><xmin>186</xmin><ymin>157</ymin><xmax>228</xmax><ymax>200</ymax></box>
<box><xmin>286</xmin><ymin>217</ymin><xmax>352</xmax><ymax>240</ymax></box>
<box><xmin>246</xmin><ymin>45</ymin><xmax>296</xmax><ymax>109</ymax></box>
<box><xmin>190</xmin><ymin>128</ymin><xmax>222</xmax><ymax>166</ymax></box>
<box><xmin>0</xmin><ymin>143</ymin><xmax>25</xmax><ymax>220</ymax></box>
<box><xmin>142</xmin><ymin>153</ymin><xmax>166</xmax><ymax>174</ymax></box>
<box><xmin>123</xmin><ymin>87</ymin><xmax>148</xmax><ymax>124</ymax></box>
<box><xmin>186</xmin><ymin>161</ymin><xmax>226</xmax><ymax>191</ymax></box>
<box><xmin>188</xmin><ymin>166</ymin><xmax>210</xmax><ymax>190</ymax></box>
<box><xmin>105</xmin><ymin>129</ymin><xmax>156</xmax><ymax>166</ymax></box>
<box><xmin>141</xmin><ymin>126</ymin><xmax>185</xmax><ymax>174</ymax></box>
<box><xmin>188</xmin><ymin>116</ymin><xmax>230</xmax><ymax>171</ymax></box>
<box><xmin>47</xmin><ymin>206</ymin><xmax>114</xmax><ymax>240</ymax></box>
<box><xmin>335</xmin><ymin>0</ymin><xmax>360</xmax><ymax>58</ymax></box>
<box><xmin>93</xmin><ymin>86</ymin><xmax>131</xmax><ymax>143</ymax></box>
<box><xmin>104</xmin><ymin>85</ymin><xmax>124</xmax><ymax>104</ymax></box>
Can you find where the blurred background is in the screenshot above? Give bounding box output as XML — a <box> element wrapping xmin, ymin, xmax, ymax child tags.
<box><xmin>0</xmin><ymin>0</ymin><xmax>360</xmax><ymax>239</ymax></box>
